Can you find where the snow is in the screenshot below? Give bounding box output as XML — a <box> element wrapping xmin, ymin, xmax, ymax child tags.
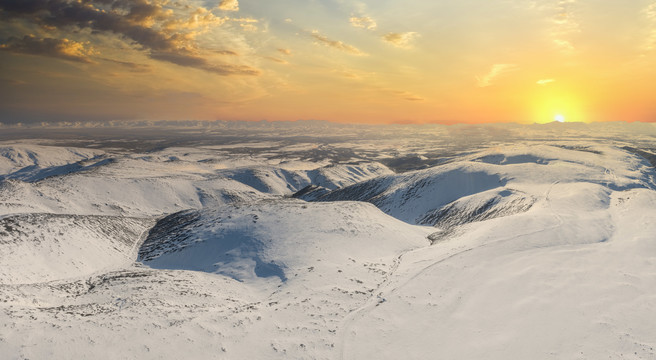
<box><xmin>139</xmin><ymin>200</ymin><xmax>430</xmax><ymax>283</ymax></box>
<box><xmin>0</xmin><ymin>214</ymin><xmax>152</xmax><ymax>284</ymax></box>
<box><xmin>0</xmin><ymin>144</ymin><xmax>105</xmax><ymax>180</ymax></box>
<box><xmin>0</xmin><ymin>145</ymin><xmax>390</xmax><ymax>216</ymax></box>
<box><xmin>1</xmin><ymin>135</ymin><xmax>656</xmax><ymax>359</ymax></box>
<box><xmin>319</xmin><ymin>144</ymin><xmax>655</xmax><ymax>226</ymax></box>
<box><xmin>341</xmin><ymin>186</ymin><xmax>656</xmax><ymax>359</ymax></box>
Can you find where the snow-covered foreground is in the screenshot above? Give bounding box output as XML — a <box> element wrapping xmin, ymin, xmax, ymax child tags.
<box><xmin>1</xmin><ymin>139</ymin><xmax>656</xmax><ymax>359</ymax></box>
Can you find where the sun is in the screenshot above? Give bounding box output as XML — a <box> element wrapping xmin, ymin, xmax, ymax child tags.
<box><xmin>554</xmin><ymin>114</ymin><xmax>566</xmax><ymax>123</ymax></box>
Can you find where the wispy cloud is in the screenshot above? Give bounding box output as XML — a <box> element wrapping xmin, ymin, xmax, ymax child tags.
<box><xmin>477</xmin><ymin>64</ymin><xmax>518</xmax><ymax>87</ymax></box>
<box><xmin>384</xmin><ymin>89</ymin><xmax>425</xmax><ymax>102</ymax></box>
<box><xmin>545</xmin><ymin>0</ymin><xmax>580</xmax><ymax>52</ymax></box>
<box><xmin>334</xmin><ymin>69</ymin><xmax>361</xmax><ymax>80</ymax></box>
<box><xmin>0</xmin><ymin>35</ymin><xmax>96</xmax><ymax>63</ymax></box>
<box><xmin>216</xmin><ymin>50</ymin><xmax>239</xmax><ymax>56</ymax></box>
<box><xmin>382</xmin><ymin>32</ymin><xmax>419</xmax><ymax>48</ymax></box>
<box><xmin>240</xmin><ymin>23</ymin><xmax>258</xmax><ymax>32</ymax></box>
<box><xmin>310</xmin><ymin>31</ymin><xmax>366</xmax><ymax>55</ymax></box>
<box><xmin>150</xmin><ymin>52</ymin><xmax>260</xmax><ymax>75</ymax></box>
<box><xmin>100</xmin><ymin>58</ymin><xmax>152</xmax><ymax>72</ymax></box>
<box><xmin>265</xmin><ymin>56</ymin><xmax>288</xmax><ymax>64</ymax></box>
<box><xmin>350</xmin><ymin>16</ymin><xmax>377</xmax><ymax>30</ymax></box>
<box><xmin>537</xmin><ymin>79</ymin><xmax>555</xmax><ymax>85</ymax></box>
<box><xmin>278</xmin><ymin>48</ymin><xmax>292</xmax><ymax>55</ymax></box>
<box><xmin>643</xmin><ymin>2</ymin><xmax>656</xmax><ymax>51</ymax></box>
<box><xmin>218</xmin><ymin>0</ymin><xmax>239</xmax><ymax>12</ymax></box>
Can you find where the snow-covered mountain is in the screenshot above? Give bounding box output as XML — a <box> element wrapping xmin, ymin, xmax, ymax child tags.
<box><xmin>0</xmin><ymin>144</ymin><xmax>390</xmax><ymax>216</ymax></box>
<box><xmin>1</xmin><ymin>138</ymin><xmax>656</xmax><ymax>359</ymax></box>
<box><xmin>315</xmin><ymin>144</ymin><xmax>655</xmax><ymax>227</ymax></box>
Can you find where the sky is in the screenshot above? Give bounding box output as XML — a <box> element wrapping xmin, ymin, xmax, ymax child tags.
<box><xmin>1</xmin><ymin>0</ymin><xmax>655</xmax><ymax>125</ymax></box>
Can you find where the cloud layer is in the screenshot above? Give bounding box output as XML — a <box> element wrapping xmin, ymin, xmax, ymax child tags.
<box><xmin>0</xmin><ymin>0</ymin><xmax>259</xmax><ymax>75</ymax></box>
<box><xmin>1</xmin><ymin>35</ymin><xmax>96</xmax><ymax>63</ymax></box>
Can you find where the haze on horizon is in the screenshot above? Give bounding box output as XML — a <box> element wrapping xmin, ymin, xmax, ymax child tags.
<box><xmin>1</xmin><ymin>0</ymin><xmax>655</xmax><ymax>125</ymax></box>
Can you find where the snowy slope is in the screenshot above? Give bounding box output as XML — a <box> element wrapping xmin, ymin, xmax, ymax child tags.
<box><xmin>0</xmin><ymin>144</ymin><xmax>104</xmax><ymax>174</ymax></box>
<box><xmin>0</xmin><ymin>214</ymin><xmax>152</xmax><ymax>284</ymax></box>
<box><xmin>0</xmin><ymin>144</ymin><xmax>106</xmax><ymax>182</ymax></box>
<box><xmin>1</xmin><ymin>141</ymin><xmax>656</xmax><ymax>360</ymax></box>
<box><xmin>0</xmin><ymin>143</ymin><xmax>391</xmax><ymax>216</ymax></box>
<box><xmin>0</xmin><ymin>173</ymin><xmax>268</xmax><ymax>216</ymax></box>
<box><xmin>139</xmin><ymin>200</ymin><xmax>430</xmax><ymax>283</ymax></box>
<box><xmin>340</xmin><ymin>185</ymin><xmax>656</xmax><ymax>360</ymax></box>
<box><xmin>215</xmin><ymin>162</ymin><xmax>392</xmax><ymax>196</ymax></box>
<box><xmin>318</xmin><ymin>144</ymin><xmax>656</xmax><ymax>227</ymax></box>
<box><xmin>0</xmin><ymin>200</ymin><xmax>432</xmax><ymax>360</ymax></box>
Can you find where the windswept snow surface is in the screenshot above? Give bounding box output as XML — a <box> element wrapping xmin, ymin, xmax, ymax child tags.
<box><xmin>1</xmin><ymin>136</ymin><xmax>656</xmax><ymax>359</ymax></box>
<box><xmin>0</xmin><ymin>144</ymin><xmax>106</xmax><ymax>182</ymax></box>
<box><xmin>318</xmin><ymin>144</ymin><xmax>655</xmax><ymax>226</ymax></box>
<box><xmin>138</xmin><ymin>201</ymin><xmax>429</xmax><ymax>283</ymax></box>
<box><xmin>0</xmin><ymin>214</ymin><xmax>153</xmax><ymax>284</ymax></box>
<box><xmin>0</xmin><ymin>144</ymin><xmax>390</xmax><ymax>216</ymax></box>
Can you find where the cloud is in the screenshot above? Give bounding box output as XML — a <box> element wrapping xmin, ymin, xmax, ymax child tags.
<box><xmin>553</xmin><ymin>39</ymin><xmax>574</xmax><ymax>52</ymax></box>
<box><xmin>100</xmin><ymin>58</ymin><xmax>151</xmax><ymax>72</ymax></box>
<box><xmin>218</xmin><ymin>0</ymin><xmax>239</xmax><ymax>12</ymax></box>
<box><xmin>350</xmin><ymin>16</ymin><xmax>377</xmax><ymax>30</ymax></box>
<box><xmin>537</xmin><ymin>79</ymin><xmax>555</xmax><ymax>85</ymax></box>
<box><xmin>150</xmin><ymin>51</ymin><xmax>260</xmax><ymax>75</ymax></box>
<box><xmin>216</xmin><ymin>50</ymin><xmax>239</xmax><ymax>56</ymax></box>
<box><xmin>0</xmin><ymin>35</ymin><xmax>96</xmax><ymax>63</ymax></box>
<box><xmin>0</xmin><ymin>78</ymin><xmax>28</xmax><ymax>86</ymax></box>
<box><xmin>543</xmin><ymin>0</ymin><xmax>580</xmax><ymax>52</ymax></box>
<box><xmin>334</xmin><ymin>69</ymin><xmax>361</xmax><ymax>80</ymax></box>
<box><xmin>404</xmin><ymin>96</ymin><xmax>424</xmax><ymax>102</ymax></box>
<box><xmin>647</xmin><ymin>2</ymin><xmax>656</xmax><ymax>21</ymax></box>
<box><xmin>1</xmin><ymin>1</ymin><xmax>182</xmax><ymax>52</ymax></box>
<box><xmin>0</xmin><ymin>0</ymin><xmax>260</xmax><ymax>76</ymax></box>
<box><xmin>381</xmin><ymin>89</ymin><xmax>424</xmax><ymax>102</ymax></box>
<box><xmin>163</xmin><ymin>7</ymin><xmax>226</xmax><ymax>31</ymax></box>
<box><xmin>228</xmin><ymin>17</ymin><xmax>259</xmax><ymax>31</ymax></box>
<box><xmin>265</xmin><ymin>56</ymin><xmax>287</xmax><ymax>64</ymax></box>
<box><xmin>240</xmin><ymin>23</ymin><xmax>258</xmax><ymax>32</ymax></box>
<box><xmin>476</xmin><ymin>64</ymin><xmax>518</xmax><ymax>87</ymax></box>
<box><xmin>310</xmin><ymin>30</ymin><xmax>366</xmax><ymax>55</ymax></box>
<box><xmin>231</xmin><ymin>17</ymin><xmax>259</xmax><ymax>23</ymax></box>
<box><xmin>382</xmin><ymin>32</ymin><xmax>419</xmax><ymax>48</ymax></box>
<box><xmin>277</xmin><ymin>48</ymin><xmax>291</xmax><ymax>55</ymax></box>
<box><xmin>643</xmin><ymin>2</ymin><xmax>656</xmax><ymax>51</ymax></box>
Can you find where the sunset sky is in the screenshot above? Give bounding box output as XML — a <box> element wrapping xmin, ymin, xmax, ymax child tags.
<box><xmin>1</xmin><ymin>0</ymin><xmax>655</xmax><ymax>124</ymax></box>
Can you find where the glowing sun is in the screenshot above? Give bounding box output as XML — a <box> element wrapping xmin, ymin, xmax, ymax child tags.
<box><xmin>554</xmin><ymin>114</ymin><xmax>566</xmax><ymax>123</ymax></box>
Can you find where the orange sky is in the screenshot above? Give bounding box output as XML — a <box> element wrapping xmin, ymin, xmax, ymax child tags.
<box><xmin>1</xmin><ymin>0</ymin><xmax>655</xmax><ymax>124</ymax></box>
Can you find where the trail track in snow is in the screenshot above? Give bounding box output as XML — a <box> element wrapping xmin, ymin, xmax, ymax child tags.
<box><xmin>338</xmin><ymin>181</ymin><xmax>566</xmax><ymax>360</ymax></box>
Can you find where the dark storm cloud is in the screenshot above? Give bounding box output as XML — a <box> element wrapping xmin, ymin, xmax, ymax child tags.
<box><xmin>0</xmin><ymin>35</ymin><xmax>94</xmax><ymax>63</ymax></box>
<box><xmin>0</xmin><ymin>0</ymin><xmax>260</xmax><ymax>75</ymax></box>
<box><xmin>0</xmin><ymin>0</ymin><xmax>177</xmax><ymax>51</ymax></box>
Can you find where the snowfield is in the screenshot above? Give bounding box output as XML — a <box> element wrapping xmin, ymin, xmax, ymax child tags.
<box><xmin>1</xmin><ymin>130</ymin><xmax>656</xmax><ymax>359</ymax></box>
